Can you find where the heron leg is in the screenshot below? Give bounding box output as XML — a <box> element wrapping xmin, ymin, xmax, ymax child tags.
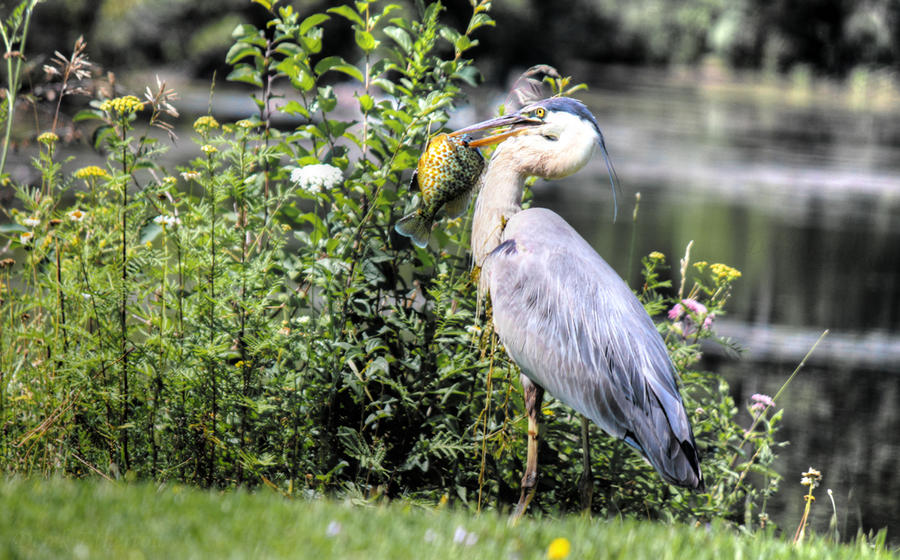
<box><xmin>511</xmin><ymin>376</ymin><xmax>544</xmax><ymax>524</ymax></box>
<box><xmin>578</xmin><ymin>414</ymin><xmax>593</xmax><ymax>513</ymax></box>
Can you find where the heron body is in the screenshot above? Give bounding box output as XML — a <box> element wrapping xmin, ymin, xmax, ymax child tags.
<box><xmin>451</xmin><ymin>97</ymin><xmax>703</xmax><ymax>513</ymax></box>
<box><xmin>486</xmin><ymin>209</ymin><xmax>702</xmax><ymax>487</ymax></box>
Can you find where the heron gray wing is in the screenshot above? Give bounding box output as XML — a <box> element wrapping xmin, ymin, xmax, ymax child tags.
<box><xmin>484</xmin><ymin>208</ymin><xmax>701</xmax><ymax>487</ymax></box>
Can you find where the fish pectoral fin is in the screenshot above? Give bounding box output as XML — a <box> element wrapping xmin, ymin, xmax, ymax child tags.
<box><xmin>442</xmin><ymin>191</ymin><xmax>471</xmax><ymax>219</ymax></box>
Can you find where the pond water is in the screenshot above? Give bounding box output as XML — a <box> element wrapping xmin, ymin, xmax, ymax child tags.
<box><xmin>529</xmin><ymin>65</ymin><xmax>900</xmax><ymax>541</ymax></box>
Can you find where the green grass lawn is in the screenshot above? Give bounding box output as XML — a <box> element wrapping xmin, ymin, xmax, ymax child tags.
<box><xmin>0</xmin><ymin>479</ymin><xmax>893</xmax><ymax>559</ymax></box>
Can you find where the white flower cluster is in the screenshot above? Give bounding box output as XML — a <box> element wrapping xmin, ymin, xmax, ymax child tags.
<box><xmin>153</xmin><ymin>214</ymin><xmax>181</xmax><ymax>228</ymax></box>
<box><xmin>290</xmin><ymin>164</ymin><xmax>343</xmax><ymax>194</ymax></box>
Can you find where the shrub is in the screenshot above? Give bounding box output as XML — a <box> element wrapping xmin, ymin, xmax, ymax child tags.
<box><xmin>0</xmin><ymin>0</ymin><xmax>782</xmax><ymax>530</ymax></box>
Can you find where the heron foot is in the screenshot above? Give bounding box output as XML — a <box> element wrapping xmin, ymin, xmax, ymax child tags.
<box><xmin>509</xmin><ymin>484</ymin><xmax>537</xmax><ymax>526</ymax></box>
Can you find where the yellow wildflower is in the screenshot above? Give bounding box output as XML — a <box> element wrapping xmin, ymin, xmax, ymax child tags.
<box><xmin>193</xmin><ymin>115</ymin><xmax>219</xmax><ymax>133</ymax></box>
<box><xmin>162</xmin><ymin>176</ymin><xmax>177</xmax><ymax>186</ymax></box>
<box><xmin>547</xmin><ymin>537</ymin><xmax>571</xmax><ymax>560</ymax></box>
<box><xmin>74</xmin><ymin>165</ymin><xmax>110</xmax><ymax>179</ymax></box>
<box><xmin>200</xmin><ymin>144</ymin><xmax>218</xmax><ymax>154</ymax></box>
<box><xmin>710</xmin><ymin>263</ymin><xmax>742</xmax><ymax>283</ymax></box>
<box><xmin>37</xmin><ymin>131</ymin><xmax>59</xmax><ymax>145</ymax></box>
<box><xmin>99</xmin><ymin>95</ymin><xmax>144</xmax><ymax>115</ymax></box>
<box><xmin>693</xmin><ymin>260</ymin><xmax>708</xmax><ymax>272</ymax></box>
<box><xmin>648</xmin><ymin>251</ymin><xmax>665</xmax><ymax>261</ymax></box>
<box><xmin>236</xmin><ymin>119</ymin><xmax>257</xmax><ymax>129</ymax></box>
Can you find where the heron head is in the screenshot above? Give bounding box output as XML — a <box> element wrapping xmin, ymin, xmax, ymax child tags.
<box><xmin>451</xmin><ymin>97</ymin><xmax>619</xmax><ymax>217</ymax></box>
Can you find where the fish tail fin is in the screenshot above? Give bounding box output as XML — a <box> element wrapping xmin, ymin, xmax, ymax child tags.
<box><xmin>394</xmin><ymin>211</ymin><xmax>432</xmax><ymax>248</ymax></box>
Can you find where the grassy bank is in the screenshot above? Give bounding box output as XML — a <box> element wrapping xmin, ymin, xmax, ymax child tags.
<box><xmin>0</xmin><ymin>479</ymin><xmax>893</xmax><ymax>559</ymax></box>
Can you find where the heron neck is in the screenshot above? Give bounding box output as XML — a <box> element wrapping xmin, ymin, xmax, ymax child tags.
<box><xmin>471</xmin><ymin>154</ymin><xmax>526</xmax><ymax>268</ymax></box>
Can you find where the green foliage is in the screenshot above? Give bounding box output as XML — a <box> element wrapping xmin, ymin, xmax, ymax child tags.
<box><xmin>2</xmin><ymin>0</ymin><xmax>785</xmax><ymax>535</ymax></box>
<box><xmin>0</xmin><ymin>0</ymin><xmax>40</xmax><ymax>178</ymax></box>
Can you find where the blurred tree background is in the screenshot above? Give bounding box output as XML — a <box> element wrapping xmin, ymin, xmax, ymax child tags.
<box><xmin>22</xmin><ymin>0</ymin><xmax>900</xmax><ymax>84</ymax></box>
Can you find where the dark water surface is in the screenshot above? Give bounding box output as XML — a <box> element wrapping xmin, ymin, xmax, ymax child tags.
<box><xmin>532</xmin><ymin>66</ymin><xmax>900</xmax><ymax>540</ymax></box>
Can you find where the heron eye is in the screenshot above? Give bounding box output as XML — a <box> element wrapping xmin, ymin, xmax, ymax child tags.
<box><xmin>534</xmin><ymin>107</ymin><xmax>546</xmax><ymax>119</ymax></box>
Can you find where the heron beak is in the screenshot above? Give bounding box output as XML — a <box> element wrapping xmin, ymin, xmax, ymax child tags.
<box><xmin>449</xmin><ymin>114</ymin><xmax>542</xmax><ymax>148</ymax></box>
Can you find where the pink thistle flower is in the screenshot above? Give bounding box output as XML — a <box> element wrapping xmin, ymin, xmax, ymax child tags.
<box><xmin>702</xmin><ymin>314</ymin><xmax>714</xmax><ymax>330</ymax></box>
<box><xmin>751</xmin><ymin>393</ymin><xmax>775</xmax><ymax>409</ymax></box>
<box><xmin>668</xmin><ymin>303</ymin><xmax>684</xmax><ymax>320</ymax></box>
<box><xmin>681</xmin><ymin>298</ymin><xmax>708</xmax><ymax>315</ymax></box>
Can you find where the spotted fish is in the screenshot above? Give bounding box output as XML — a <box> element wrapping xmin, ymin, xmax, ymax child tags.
<box><xmin>394</xmin><ymin>133</ymin><xmax>484</xmax><ymax>248</ymax></box>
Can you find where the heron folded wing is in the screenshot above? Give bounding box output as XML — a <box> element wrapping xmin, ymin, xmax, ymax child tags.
<box><xmin>484</xmin><ymin>208</ymin><xmax>701</xmax><ymax>488</ymax></box>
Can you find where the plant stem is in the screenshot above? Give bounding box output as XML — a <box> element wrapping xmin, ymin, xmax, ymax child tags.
<box><xmin>0</xmin><ymin>0</ymin><xmax>37</xmax><ymax>178</ymax></box>
<box><xmin>206</xmin><ymin>151</ymin><xmax>217</xmax><ymax>485</ymax></box>
<box><xmin>120</xmin><ymin>141</ymin><xmax>130</xmax><ymax>473</ymax></box>
<box><xmin>237</xmin><ymin>138</ymin><xmax>249</xmax><ymax>484</ymax></box>
<box><xmin>627</xmin><ymin>192</ymin><xmax>640</xmax><ymax>288</ymax></box>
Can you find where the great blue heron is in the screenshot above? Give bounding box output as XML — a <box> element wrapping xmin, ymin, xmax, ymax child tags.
<box><xmin>450</xmin><ymin>96</ymin><xmax>703</xmax><ymax>519</ymax></box>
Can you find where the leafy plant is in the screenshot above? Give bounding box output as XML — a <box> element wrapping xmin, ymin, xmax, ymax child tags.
<box><xmin>0</xmin><ymin>0</ymin><xmax>786</xmax><ymax>535</ymax></box>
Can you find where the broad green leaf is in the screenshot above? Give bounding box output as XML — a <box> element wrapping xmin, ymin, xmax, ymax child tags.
<box><xmin>357</xmin><ymin>94</ymin><xmax>374</xmax><ymax>112</ymax></box>
<box><xmin>453</xmin><ymin>65</ymin><xmax>480</xmax><ymax>87</ymax></box>
<box><xmin>455</xmin><ymin>36</ymin><xmax>474</xmax><ymax>53</ymax></box>
<box><xmin>380</xmin><ymin>4</ymin><xmax>403</xmax><ymax>19</ymax></box>
<box><xmin>280</xmin><ymin>100</ymin><xmax>310</xmax><ymax>119</ymax></box>
<box><xmin>467</xmin><ymin>12</ymin><xmax>495</xmax><ymax>32</ymax></box>
<box><xmin>314</xmin><ymin>56</ymin><xmax>363</xmax><ymax>82</ymax></box>
<box><xmin>370</xmin><ymin>77</ymin><xmax>395</xmax><ymax>95</ymax></box>
<box><xmin>327</xmin><ymin>4</ymin><xmax>364</xmax><ymax>27</ymax></box>
<box><xmin>273</xmin><ymin>42</ymin><xmax>303</xmax><ymax>57</ymax></box>
<box><xmin>231</xmin><ymin>24</ymin><xmax>265</xmax><ymax>46</ymax></box>
<box><xmin>438</xmin><ymin>27</ymin><xmax>461</xmax><ymax>47</ymax></box>
<box><xmin>225</xmin><ymin>43</ymin><xmax>262</xmax><ymax>65</ymax></box>
<box><xmin>72</xmin><ymin>108</ymin><xmax>102</xmax><ymax>123</ymax></box>
<box><xmin>299</xmin><ymin>13</ymin><xmax>330</xmax><ymax>35</ymax></box>
<box><xmin>354</xmin><ymin>29</ymin><xmax>378</xmax><ymax>52</ymax></box>
<box><xmin>227</xmin><ymin>65</ymin><xmax>264</xmax><ymax>88</ymax></box>
<box><xmin>383</xmin><ymin>26</ymin><xmax>412</xmax><ymax>54</ymax></box>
